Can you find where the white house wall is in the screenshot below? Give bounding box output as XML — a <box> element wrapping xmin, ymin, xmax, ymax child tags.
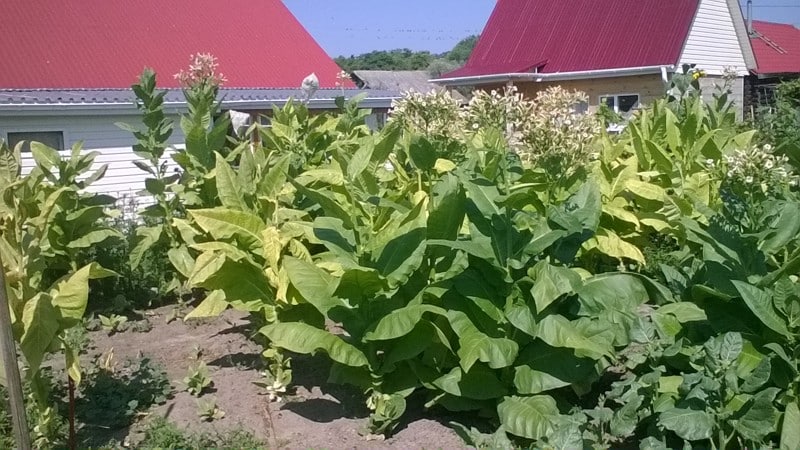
<box><xmin>679</xmin><ymin>0</ymin><xmax>750</xmax><ymax>76</ymax></box>
<box><xmin>0</xmin><ymin>114</ymin><xmax>186</xmax><ymax>150</ymax></box>
<box><xmin>2</xmin><ymin>114</ymin><xmax>184</xmax><ymax>202</ymax></box>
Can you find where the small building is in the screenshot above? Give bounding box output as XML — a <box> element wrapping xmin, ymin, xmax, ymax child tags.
<box><xmin>432</xmin><ymin>0</ymin><xmax>757</xmax><ymax>117</ymax></box>
<box><xmin>0</xmin><ymin>0</ymin><xmax>398</xmax><ymax>196</ymax></box>
<box><xmin>744</xmin><ymin>20</ymin><xmax>800</xmax><ymax>115</ymax></box>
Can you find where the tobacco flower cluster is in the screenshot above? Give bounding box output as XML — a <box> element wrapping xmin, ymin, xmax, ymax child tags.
<box><xmin>389</xmin><ymin>90</ymin><xmax>463</xmax><ymax>139</ymax></box>
<box><xmin>174</xmin><ymin>53</ymin><xmax>227</xmax><ymax>89</ymax></box>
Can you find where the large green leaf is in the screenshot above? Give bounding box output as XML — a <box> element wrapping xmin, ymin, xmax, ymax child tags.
<box><xmin>260</xmin><ymin>322</ymin><xmax>368</xmax><ymax>367</ymax></box>
<box><xmin>185</xmin><ymin>290</ymin><xmax>228</xmax><ymax>320</ymax></box>
<box><xmin>529</xmin><ymin>261</ymin><xmax>581</xmax><ymax>314</ymax></box>
<box><xmin>258</xmin><ymin>154</ymin><xmax>291</xmax><ymax>198</ymax></box>
<box><xmin>168</xmin><ymin>245</ymin><xmax>195</xmax><ymax>278</ymax></box>
<box><xmin>335</xmin><ymin>266</ymin><xmax>384</xmax><ymax>303</ymax></box>
<box><xmin>190</xmin><ymin>208</ymin><xmax>266</xmax><ymax>252</ymax></box>
<box><xmin>513</xmin><ymin>342</ymin><xmax>597</xmax><ymax>395</ymax></box>
<box><xmin>283</xmin><ymin>256</ymin><xmax>343</xmax><ymax>316</ymax></box>
<box><xmin>215</xmin><ymin>152</ymin><xmax>249</xmax><ymax>211</ymax></box>
<box><xmin>365</xmin><ymin>305</ymin><xmax>446</xmax><ymax>341</ymax></box>
<box><xmin>30</xmin><ymin>141</ymin><xmax>62</xmax><ymax>170</ymax></box>
<box><xmin>187</xmin><ymin>251</ymin><xmax>226</xmax><ymax>286</ymax></box>
<box><xmin>733</xmin><ymin>281</ymin><xmax>791</xmax><ymax>337</ymax></box>
<box><xmin>129</xmin><ymin>226</ymin><xmax>162</xmax><ymax>269</ymax></box>
<box><xmin>428</xmin><ymin>174</ymin><xmax>466</xmax><ymax>241</ymax></box>
<box><xmin>577</xmin><ymin>273</ymin><xmax>650</xmax><ymax>315</ymax></box>
<box><xmin>51</xmin><ymin>263</ymin><xmax>112</xmax><ymax>325</ymax></box>
<box><xmin>658</xmin><ymin>408</ymin><xmax>713</xmax><ymax>441</ymax></box>
<box><xmin>20</xmin><ymin>294</ymin><xmax>60</xmax><ymax>374</ymax></box>
<box><xmin>781</xmin><ymin>402</ymin><xmax>800</xmax><ymax>450</ymax></box>
<box><xmin>536</xmin><ymin>315</ymin><xmax>611</xmax><ymax>359</ymax></box>
<box><xmin>194</xmin><ymin>259</ymin><xmax>274</xmax><ymax>311</ymax></box>
<box><xmin>432</xmin><ymin>365</ymin><xmax>508</xmax><ymax>400</ymax></box>
<box><xmin>497</xmin><ymin>395</ymin><xmax>561</xmax><ymax>440</ymax></box>
<box><xmin>736</xmin><ymin>387</ymin><xmax>779</xmax><ymax>443</ymax></box>
<box><xmin>447</xmin><ymin>311</ymin><xmax>518</xmax><ymax>371</ymax></box>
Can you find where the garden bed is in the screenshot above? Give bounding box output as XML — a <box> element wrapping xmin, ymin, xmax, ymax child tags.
<box><xmin>78</xmin><ymin>305</ymin><xmax>466</xmax><ymax>448</ymax></box>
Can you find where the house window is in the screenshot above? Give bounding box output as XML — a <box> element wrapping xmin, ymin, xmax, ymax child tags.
<box><xmin>599</xmin><ymin>94</ymin><xmax>640</xmax><ymax>113</ymax></box>
<box><xmin>6</xmin><ymin>131</ymin><xmax>64</xmax><ymax>152</ymax></box>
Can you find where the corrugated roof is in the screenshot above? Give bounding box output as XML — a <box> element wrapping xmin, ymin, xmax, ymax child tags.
<box><xmin>0</xmin><ymin>88</ymin><xmax>399</xmax><ymax>109</ymax></box>
<box><xmin>352</xmin><ymin>70</ymin><xmax>467</xmax><ymax>101</ymax></box>
<box><xmin>751</xmin><ymin>20</ymin><xmax>800</xmax><ymax>75</ymax></box>
<box><xmin>353</xmin><ymin>71</ymin><xmax>442</xmax><ymax>93</ymax></box>
<box><xmin>0</xmin><ymin>0</ymin><xmax>351</xmax><ymax>89</ymax></box>
<box><xmin>444</xmin><ymin>0</ymin><xmax>699</xmax><ymax>78</ymax></box>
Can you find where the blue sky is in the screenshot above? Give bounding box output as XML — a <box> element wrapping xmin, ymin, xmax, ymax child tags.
<box><xmin>284</xmin><ymin>0</ymin><xmax>800</xmax><ymax>57</ymax></box>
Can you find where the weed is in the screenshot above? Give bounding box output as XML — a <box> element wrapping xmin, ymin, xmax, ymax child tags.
<box><xmin>197</xmin><ymin>397</ymin><xmax>225</xmax><ymax>422</ymax></box>
<box><xmin>137</xmin><ymin>417</ymin><xmax>266</xmax><ymax>449</ymax></box>
<box><xmin>76</xmin><ymin>356</ymin><xmax>172</xmax><ymax>433</ymax></box>
<box><xmin>98</xmin><ymin>314</ymin><xmax>129</xmax><ymax>335</ymax></box>
<box><xmin>183</xmin><ymin>361</ymin><xmax>213</xmax><ymax>396</ymax></box>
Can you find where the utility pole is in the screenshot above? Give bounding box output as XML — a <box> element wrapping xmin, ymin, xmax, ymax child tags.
<box><xmin>0</xmin><ymin>252</ymin><xmax>31</xmax><ymax>450</ymax></box>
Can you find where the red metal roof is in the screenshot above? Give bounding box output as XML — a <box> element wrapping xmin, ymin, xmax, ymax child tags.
<box><xmin>0</xmin><ymin>0</ymin><xmax>350</xmax><ymax>89</ymax></box>
<box><xmin>444</xmin><ymin>0</ymin><xmax>700</xmax><ymax>78</ymax></box>
<box><xmin>751</xmin><ymin>20</ymin><xmax>800</xmax><ymax>75</ymax></box>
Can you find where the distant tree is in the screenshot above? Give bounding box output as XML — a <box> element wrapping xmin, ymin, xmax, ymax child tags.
<box><xmin>427</xmin><ymin>59</ymin><xmax>460</xmax><ymax>78</ymax></box>
<box><xmin>335</xmin><ymin>49</ymin><xmax>434</xmax><ymax>72</ymax></box>
<box><xmin>334</xmin><ymin>35</ymin><xmax>479</xmax><ymax>72</ymax></box>
<box><xmin>446</xmin><ymin>35</ymin><xmax>479</xmax><ymax>64</ymax></box>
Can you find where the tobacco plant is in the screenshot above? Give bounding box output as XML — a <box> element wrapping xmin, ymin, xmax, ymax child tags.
<box><xmin>0</xmin><ymin>140</ymin><xmax>117</xmax><ymax>444</ymax></box>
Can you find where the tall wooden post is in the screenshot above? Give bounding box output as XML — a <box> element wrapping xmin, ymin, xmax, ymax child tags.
<box><xmin>0</xmin><ymin>252</ymin><xmax>31</xmax><ymax>450</ymax></box>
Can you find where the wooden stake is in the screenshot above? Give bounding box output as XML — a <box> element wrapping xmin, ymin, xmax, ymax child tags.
<box><xmin>0</xmin><ymin>252</ymin><xmax>31</xmax><ymax>450</ymax></box>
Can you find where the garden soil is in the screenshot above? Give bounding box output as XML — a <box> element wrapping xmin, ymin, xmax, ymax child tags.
<box><xmin>85</xmin><ymin>305</ymin><xmax>469</xmax><ymax>449</ymax></box>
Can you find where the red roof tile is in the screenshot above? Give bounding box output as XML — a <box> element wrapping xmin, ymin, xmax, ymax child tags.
<box><xmin>445</xmin><ymin>0</ymin><xmax>699</xmax><ymax>78</ymax></box>
<box><xmin>0</xmin><ymin>0</ymin><xmax>350</xmax><ymax>89</ymax></box>
<box><xmin>751</xmin><ymin>20</ymin><xmax>800</xmax><ymax>75</ymax></box>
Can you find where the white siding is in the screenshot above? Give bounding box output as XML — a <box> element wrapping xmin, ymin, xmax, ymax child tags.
<box><xmin>2</xmin><ymin>114</ymin><xmax>184</xmax><ymax>202</ymax></box>
<box><xmin>19</xmin><ymin>146</ymin><xmax>180</xmax><ymax>207</ymax></box>
<box><xmin>0</xmin><ymin>114</ymin><xmax>185</xmax><ymax>150</ymax></box>
<box><xmin>679</xmin><ymin>0</ymin><xmax>750</xmax><ymax>76</ymax></box>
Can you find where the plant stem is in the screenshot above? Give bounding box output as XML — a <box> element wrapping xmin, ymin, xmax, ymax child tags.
<box><xmin>67</xmin><ymin>375</ymin><xmax>76</xmax><ymax>450</ymax></box>
<box><xmin>0</xmin><ymin>252</ymin><xmax>31</xmax><ymax>450</ymax></box>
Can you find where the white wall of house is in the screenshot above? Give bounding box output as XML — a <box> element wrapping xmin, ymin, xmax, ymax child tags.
<box><xmin>2</xmin><ymin>114</ymin><xmax>184</xmax><ymax>202</ymax></box>
<box><xmin>679</xmin><ymin>0</ymin><xmax>751</xmax><ymax>76</ymax></box>
<box><xmin>0</xmin><ymin>114</ymin><xmax>186</xmax><ymax>150</ymax></box>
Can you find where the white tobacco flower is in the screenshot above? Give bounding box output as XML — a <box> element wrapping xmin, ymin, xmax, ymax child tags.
<box><xmin>745</xmin><ymin>176</ymin><xmax>754</xmax><ymax>184</ymax></box>
<box><xmin>764</xmin><ymin>144</ymin><xmax>773</xmax><ymax>151</ymax></box>
<box><xmin>383</xmin><ymin>160</ymin><xmax>395</xmax><ymax>172</ymax></box>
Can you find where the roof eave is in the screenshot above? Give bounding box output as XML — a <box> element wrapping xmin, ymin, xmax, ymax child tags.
<box><xmin>431</xmin><ymin>65</ymin><xmax>676</xmax><ymax>86</ymax></box>
<box><xmin>0</xmin><ymin>96</ymin><xmax>397</xmax><ymax>116</ymax></box>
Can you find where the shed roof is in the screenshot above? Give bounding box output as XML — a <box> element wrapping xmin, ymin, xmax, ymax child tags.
<box><xmin>751</xmin><ymin>20</ymin><xmax>800</xmax><ymax>76</ymax></box>
<box><xmin>0</xmin><ymin>0</ymin><xmax>349</xmax><ymax>89</ymax></box>
<box><xmin>443</xmin><ymin>0</ymin><xmax>699</xmax><ymax>78</ymax></box>
<box><xmin>0</xmin><ymin>88</ymin><xmax>399</xmax><ymax>115</ymax></box>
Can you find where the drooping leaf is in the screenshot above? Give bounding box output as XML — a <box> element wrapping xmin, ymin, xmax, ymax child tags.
<box><xmin>658</xmin><ymin>408</ymin><xmax>713</xmax><ymax>441</ymax></box>
<box><xmin>536</xmin><ymin>315</ymin><xmax>611</xmax><ymax>359</ymax></box>
<box><xmin>215</xmin><ymin>152</ymin><xmax>249</xmax><ymax>211</ymax></box>
<box><xmin>184</xmin><ymin>290</ymin><xmax>228</xmax><ymax>320</ymax></box>
<box><xmin>781</xmin><ymin>402</ymin><xmax>800</xmax><ymax>450</ymax></box>
<box><xmin>260</xmin><ymin>322</ymin><xmax>368</xmax><ymax>367</ymax></box>
<box><xmin>529</xmin><ymin>261</ymin><xmax>581</xmax><ymax>314</ymax></box>
<box><xmin>733</xmin><ymin>281</ymin><xmax>790</xmax><ymax>337</ymax></box>
<box><xmin>736</xmin><ymin>387</ymin><xmax>779</xmax><ymax>443</ymax></box>
<box><xmin>447</xmin><ymin>311</ymin><xmax>518</xmax><ymax>371</ymax></box>
<box><xmin>432</xmin><ymin>365</ymin><xmax>508</xmax><ymax>400</ymax></box>
<box><xmin>497</xmin><ymin>395</ymin><xmax>561</xmax><ymax>440</ymax></box>
<box><xmin>20</xmin><ymin>294</ymin><xmax>60</xmax><ymax>374</ymax></box>
<box><xmin>190</xmin><ymin>208</ymin><xmax>266</xmax><ymax>252</ymax></box>
<box><xmin>365</xmin><ymin>305</ymin><xmax>446</xmax><ymax>341</ymax></box>
<box><xmin>283</xmin><ymin>256</ymin><xmax>342</xmax><ymax>316</ymax></box>
<box><xmin>129</xmin><ymin>225</ymin><xmax>162</xmax><ymax>269</ymax></box>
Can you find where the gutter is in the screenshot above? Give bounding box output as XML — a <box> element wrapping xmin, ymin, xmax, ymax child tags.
<box><xmin>431</xmin><ymin>65</ymin><xmax>676</xmax><ymax>86</ymax></box>
<box><xmin>0</xmin><ymin>96</ymin><xmax>398</xmax><ymax>117</ymax></box>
